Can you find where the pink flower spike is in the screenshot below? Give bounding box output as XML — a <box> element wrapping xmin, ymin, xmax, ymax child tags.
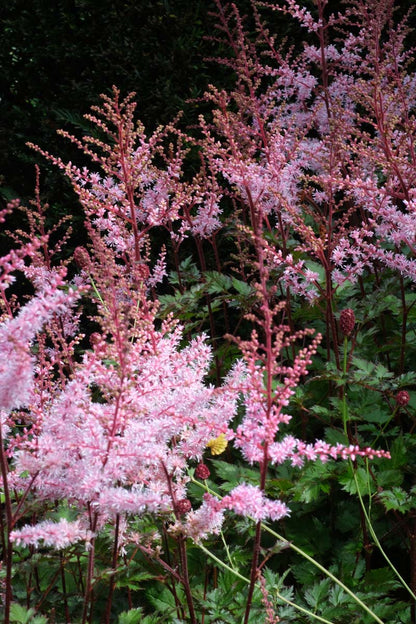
<box><xmin>10</xmin><ymin>519</ymin><xmax>92</xmax><ymax>550</ymax></box>
<box><xmin>219</xmin><ymin>484</ymin><xmax>289</xmax><ymax>522</ymax></box>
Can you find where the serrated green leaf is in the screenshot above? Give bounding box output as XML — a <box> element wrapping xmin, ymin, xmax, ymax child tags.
<box><xmin>146</xmin><ymin>584</ymin><xmax>185</xmax><ymax>615</ymax></box>
<box><xmin>389</xmin><ymin>436</ymin><xmax>408</xmax><ymax>468</ymax></box>
<box><xmin>118</xmin><ymin>608</ymin><xmax>145</xmax><ymax>624</ymax></box>
<box><xmin>378</xmin><ymin>487</ymin><xmax>413</xmax><ymax>512</ymax></box>
<box><xmin>9</xmin><ymin>604</ymin><xmax>40</xmax><ymax>624</ymax></box>
<box><xmin>231</xmin><ymin>276</ymin><xmax>253</xmax><ymax>296</ymax></box>
<box><xmin>304</xmin><ymin>578</ymin><xmax>331</xmax><ymax>608</ymax></box>
<box><xmin>116</xmin><ymin>570</ymin><xmax>156</xmax><ymax>590</ymax></box>
<box><xmin>377</xmin><ymin>468</ymin><xmax>403</xmax><ymax>488</ymax></box>
<box><xmin>328</xmin><ymin>583</ymin><xmax>348</xmax><ymax>606</ymax></box>
<box><xmin>205</xmin><ymin>270</ymin><xmax>232</xmax><ymax>292</ymax></box>
<box><xmin>339</xmin><ymin>466</ymin><xmax>374</xmax><ymax>495</ymax></box>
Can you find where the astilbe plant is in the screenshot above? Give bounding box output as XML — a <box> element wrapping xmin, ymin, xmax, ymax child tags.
<box><xmin>1</xmin><ymin>0</ymin><xmax>413</xmax><ymax>622</ymax></box>
<box><xmin>194</xmin><ymin>0</ymin><xmax>415</xmax><ymax>619</ymax></box>
<box><xmin>201</xmin><ymin>0</ymin><xmax>416</xmax><ymax>365</ymax></box>
<box><xmin>1</xmin><ymin>110</ymin><xmax>245</xmax><ymax>622</ymax></box>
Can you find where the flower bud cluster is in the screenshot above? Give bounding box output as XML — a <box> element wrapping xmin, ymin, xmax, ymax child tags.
<box><xmin>396</xmin><ymin>390</ymin><xmax>410</xmax><ymax>406</ymax></box>
<box><xmin>339</xmin><ymin>309</ymin><xmax>355</xmax><ymax>337</ymax></box>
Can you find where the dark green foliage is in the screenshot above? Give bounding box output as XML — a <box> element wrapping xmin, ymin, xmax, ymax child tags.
<box><xmin>0</xmin><ymin>0</ymin><xmax>214</xmax><ymax>204</ymax></box>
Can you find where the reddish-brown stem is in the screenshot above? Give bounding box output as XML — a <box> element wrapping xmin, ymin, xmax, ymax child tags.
<box><xmin>59</xmin><ymin>552</ymin><xmax>71</xmax><ymax>624</ymax></box>
<box><xmin>136</xmin><ymin>542</ymin><xmax>182</xmax><ymax>584</ymax></box>
<box><xmin>317</xmin><ymin>0</ymin><xmax>331</xmax><ymax>122</ymax></box>
<box><xmin>0</xmin><ymin>423</ymin><xmax>13</xmax><ymax>624</ymax></box>
<box><xmin>36</xmin><ymin>566</ymin><xmax>64</xmax><ymax>611</ymax></box>
<box><xmin>177</xmin><ymin>536</ymin><xmax>197</xmax><ymax>624</ymax></box>
<box><xmin>115</xmin><ymin>107</ymin><xmax>142</xmax><ymax>263</ymax></box>
<box><xmin>162</xmin><ymin>523</ymin><xmax>185</xmax><ymax>620</ymax></box>
<box><xmin>243</xmin><ymin>453</ymin><xmax>269</xmax><ymax>624</ymax></box>
<box><xmin>81</xmin><ymin>508</ymin><xmax>98</xmax><ymax>624</ymax></box>
<box><xmin>243</xmin><ymin>179</ymin><xmax>274</xmax><ymax>624</ymax></box>
<box><xmin>161</xmin><ymin>461</ymin><xmax>197</xmax><ymax>623</ymax></box>
<box><xmin>410</xmin><ymin>514</ymin><xmax>416</xmax><ymax>624</ymax></box>
<box><xmin>104</xmin><ymin>514</ymin><xmax>120</xmax><ymax>624</ymax></box>
<box><xmin>398</xmin><ymin>275</ymin><xmax>408</xmax><ymax>375</ymax></box>
<box><xmin>211</xmin><ymin>233</ymin><xmax>231</xmax><ymax>335</ymax></box>
<box><xmin>11</xmin><ymin>473</ymin><xmax>39</xmax><ymax>527</ymax></box>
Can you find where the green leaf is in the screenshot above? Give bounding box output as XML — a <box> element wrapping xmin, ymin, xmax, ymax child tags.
<box><xmin>231</xmin><ymin>276</ymin><xmax>253</xmax><ymax>296</ymax></box>
<box><xmin>328</xmin><ymin>583</ymin><xmax>348</xmax><ymax>606</ymax></box>
<box><xmin>9</xmin><ymin>604</ymin><xmax>47</xmax><ymax>624</ymax></box>
<box><xmin>146</xmin><ymin>584</ymin><xmax>185</xmax><ymax>615</ymax></box>
<box><xmin>118</xmin><ymin>608</ymin><xmax>145</xmax><ymax>624</ymax></box>
<box><xmin>378</xmin><ymin>487</ymin><xmax>414</xmax><ymax>513</ymax></box>
<box><xmin>116</xmin><ymin>570</ymin><xmax>156</xmax><ymax>591</ymax></box>
<box><xmin>304</xmin><ymin>578</ymin><xmax>331</xmax><ymax>609</ymax></box>
<box><xmin>339</xmin><ymin>466</ymin><xmax>374</xmax><ymax>495</ymax></box>
<box><xmin>376</xmin><ymin>468</ymin><xmax>403</xmax><ymax>488</ymax></box>
<box><xmin>204</xmin><ymin>270</ymin><xmax>232</xmax><ymax>293</ymax></box>
<box><xmin>389</xmin><ymin>437</ymin><xmax>408</xmax><ymax>468</ymax></box>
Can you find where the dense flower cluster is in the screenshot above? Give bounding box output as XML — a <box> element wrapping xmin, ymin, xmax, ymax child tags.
<box><xmin>339</xmin><ymin>309</ymin><xmax>355</xmax><ymax>337</ymax></box>
<box><xmin>1</xmin><ymin>2</ymin><xmax>407</xmax><ymax>621</ymax></box>
<box><xmin>5</xmin><ymin>322</ymin><xmax>243</xmax><ymax>543</ymax></box>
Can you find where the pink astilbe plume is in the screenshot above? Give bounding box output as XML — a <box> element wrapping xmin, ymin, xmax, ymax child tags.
<box><xmin>234</xmin><ymin>326</ymin><xmax>322</xmax><ymax>465</ymax></box>
<box><xmin>6</xmin><ymin>0</ymin><xmax>397</xmax><ymax>552</ymax></box>
<box><xmin>0</xmin><ymin>268</ymin><xmax>78</xmax><ymax>413</ymax></box>
<box><xmin>9</xmin><ymin>316</ymin><xmax>243</xmax><ymax>546</ymax></box>
<box><xmin>28</xmin><ymin>89</ymin><xmax>226</xmax><ymax>297</ymax></box>
<box><xmin>202</xmin><ymin>0</ymin><xmax>416</xmax><ymax>333</ymax></box>
<box><xmin>10</xmin><ymin>518</ymin><xmax>92</xmax><ymax>550</ymax></box>
<box><xmin>205</xmin><ymin>484</ymin><xmax>289</xmax><ymax>522</ymax></box>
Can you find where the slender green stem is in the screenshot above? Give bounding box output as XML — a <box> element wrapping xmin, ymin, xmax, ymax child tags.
<box><xmin>89</xmin><ymin>274</ymin><xmax>107</xmax><ymax>308</ymax></box>
<box><xmin>197</xmin><ymin>543</ymin><xmax>335</xmax><ymax>624</ymax></box>
<box><xmin>197</xmin><ymin>543</ymin><xmax>249</xmax><ymax>583</ymax></box>
<box><xmin>341</xmin><ymin>335</ymin><xmax>416</xmax><ymax>600</ymax></box>
<box><xmin>261</xmin><ymin>523</ymin><xmax>385</xmax><ymax>624</ymax></box>
<box><xmin>352</xmin><ymin>467</ymin><xmax>416</xmax><ymax>601</ymax></box>
<box><xmin>274</xmin><ymin>592</ymin><xmax>334</xmax><ymax>624</ymax></box>
<box><xmin>191</xmin><ymin>475</ymin><xmax>385</xmax><ymax>624</ymax></box>
<box><xmin>219</xmin><ymin>528</ymin><xmax>237</xmax><ymax>570</ymax></box>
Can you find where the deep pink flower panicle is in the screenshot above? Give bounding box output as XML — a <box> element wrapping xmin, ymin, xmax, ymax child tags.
<box><xmin>204</xmin><ymin>484</ymin><xmax>289</xmax><ymax>523</ymax></box>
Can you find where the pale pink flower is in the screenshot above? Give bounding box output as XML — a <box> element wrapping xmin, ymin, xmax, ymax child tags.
<box><xmin>10</xmin><ymin>518</ymin><xmax>92</xmax><ymax>549</ymax></box>
<box><xmin>0</xmin><ymin>272</ymin><xmax>77</xmax><ymax>412</ymax></box>
<box><xmin>183</xmin><ymin>495</ymin><xmax>225</xmax><ymax>542</ymax></box>
<box><xmin>204</xmin><ymin>484</ymin><xmax>289</xmax><ymax>525</ymax></box>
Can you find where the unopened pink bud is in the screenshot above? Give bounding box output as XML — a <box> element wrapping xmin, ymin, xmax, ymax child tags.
<box><xmin>396</xmin><ymin>390</ymin><xmax>410</xmax><ymax>406</ymax></box>
<box><xmin>195</xmin><ymin>463</ymin><xmax>210</xmax><ymax>479</ymax></box>
<box><xmin>176</xmin><ymin>499</ymin><xmax>192</xmax><ymax>515</ymax></box>
<box><xmin>74</xmin><ymin>247</ymin><xmax>90</xmax><ymax>270</ymax></box>
<box><xmin>133</xmin><ymin>261</ymin><xmax>150</xmax><ymax>283</ymax></box>
<box><xmin>340</xmin><ymin>308</ymin><xmax>355</xmax><ymax>336</ymax></box>
<box><xmin>89</xmin><ymin>332</ymin><xmax>102</xmax><ymax>347</ymax></box>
